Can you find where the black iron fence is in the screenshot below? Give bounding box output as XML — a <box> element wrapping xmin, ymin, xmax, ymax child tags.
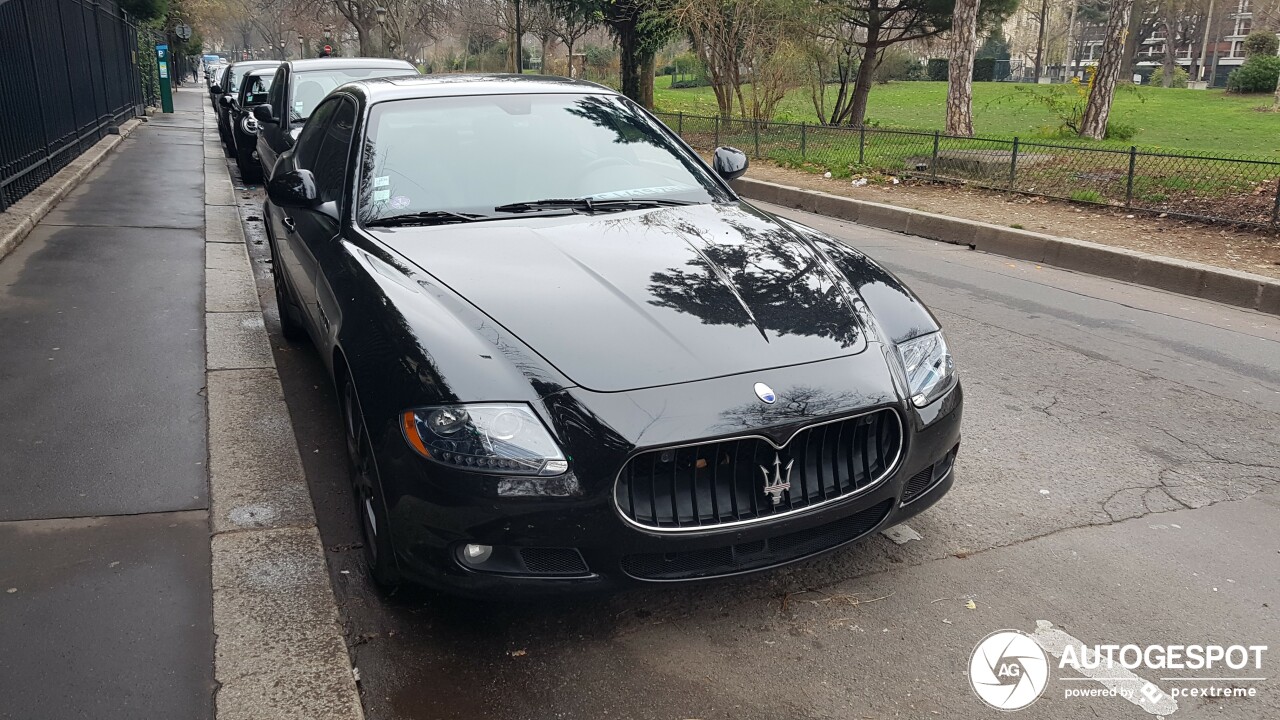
<box><xmin>0</xmin><ymin>0</ymin><xmax>145</xmax><ymax>211</ymax></box>
<box><xmin>655</xmin><ymin>111</ymin><xmax>1280</xmax><ymax>229</ymax></box>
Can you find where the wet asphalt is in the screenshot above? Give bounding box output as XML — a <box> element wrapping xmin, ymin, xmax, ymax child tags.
<box><xmin>230</xmin><ymin>158</ymin><xmax>1280</xmax><ymax>720</ymax></box>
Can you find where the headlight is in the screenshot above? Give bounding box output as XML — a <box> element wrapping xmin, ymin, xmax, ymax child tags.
<box><xmin>401</xmin><ymin>404</ymin><xmax>568</xmax><ymax>476</ymax></box>
<box><xmin>896</xmin><ymin>331</ymin><xmax>955</xmax><ymax>407</ymax></box>
<box><xmin>240</xmin><ymin>115</ymin><xmax>259</xmax><ymax>135</ymax></box>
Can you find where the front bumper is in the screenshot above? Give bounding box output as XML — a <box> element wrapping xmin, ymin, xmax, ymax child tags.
<box><xmin>375</xmin><ymin>381</ymin><xmax>962</xmax><ymax>598</ymax></box>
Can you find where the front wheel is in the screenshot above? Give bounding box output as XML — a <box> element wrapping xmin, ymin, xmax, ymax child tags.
<box><xmin>235</xmin><ymin>141</ymin><xmax>261</xmax><ymax>183</ymax></box>
<box><xmin>342</xmin><ymin>379</ymin><xmax>401</xmax><ymax>592</ymax></box>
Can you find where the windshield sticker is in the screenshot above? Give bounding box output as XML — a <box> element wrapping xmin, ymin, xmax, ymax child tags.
<box><xmin>373</xmin><ymin>176</ymin><xmax>390</xmax><ymax>188</ymax></box>
<box><xmin>372</xmin><ymin>189</ymin><xmax>391</xmax><ymax>202</ymax></box>
<box><xmin>293</xmin><ymin>100</ymin><xmax>304</xmax><ymax>111</ymax></box>
<box><xmin>389</xmin><ymin>195</ymin><xmax>410</xmax><ymax>210</ymax></box>
<box><xmin>591</xmin><ymin>185</ymin><xmax>690</xmax><ymax>200</ymax></box>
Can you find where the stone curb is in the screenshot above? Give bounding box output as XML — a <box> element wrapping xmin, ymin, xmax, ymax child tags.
<box><xmin>732</xmin><ymin>177</ymin><xmax>1280</xmax><ymax>316</ymax></box>
<box><xmin>0</xmin><ymin>118</ymin><xmax>143</xmax><ymax>264</ymax></box>
<box><xmin>201</xmin><ymin>103</ymin><xmax>364</xmax><ymax>720</ymax></box>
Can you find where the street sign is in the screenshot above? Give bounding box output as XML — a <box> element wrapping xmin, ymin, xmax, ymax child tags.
<box><xmin>175</xmin><ymin>24</ymin><xmax>192</xmax><ymax>41</ymax></box>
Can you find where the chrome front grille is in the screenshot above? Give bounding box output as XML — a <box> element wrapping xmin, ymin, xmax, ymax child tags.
<box><xmin>614</xmin><ymin>409</ymin><xmax>903</xmax><ymax>531</ymax></box>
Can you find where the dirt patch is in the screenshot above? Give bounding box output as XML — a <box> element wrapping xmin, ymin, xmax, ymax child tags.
<box><xmin>741</xmin><ymin>162</ymin><xmax>1280</xmax><ymax>280</ymax></box>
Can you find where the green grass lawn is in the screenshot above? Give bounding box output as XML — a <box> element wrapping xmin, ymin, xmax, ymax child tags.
<box><xmin>653</xmin><ymin>75</ymin><xmax>1280</xmax><ymax>159</ymax></box>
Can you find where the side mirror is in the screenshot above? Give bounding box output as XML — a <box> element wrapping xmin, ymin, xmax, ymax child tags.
<box><xmin>712</xmin><ymin>146</ymin><xmax>749</xmax><ymax>182</ymax></box>
<box><xmin>218</xmin><ymin>95</ymin><xmax>232</xmax><ymax>108</ymax></box>
<box><xmin>252</xmin><ymin>104</ymin><xmax>276</xmax><ymax>124</ymax></box>
<box><xmin>267</xmin><ymin>169</ymin><xmax>318</xmax><ymax>209</ymax></box>
<box><xmin>210</xmin><ymin>84</ymin><xmax>222</xmax><ymax>94</ymax></box>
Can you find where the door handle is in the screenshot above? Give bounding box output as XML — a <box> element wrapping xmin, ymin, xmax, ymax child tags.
<box><xmin>282</xmin><ymin>217</ymin><xmax>296</xmax><ymax>233</ymax></box>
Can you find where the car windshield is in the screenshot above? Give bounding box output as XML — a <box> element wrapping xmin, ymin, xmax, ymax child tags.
<box><xmin>289</xmin><ymin>67</ymin><xmax>416</xmax><ymax>124</ymax></box>
<box><xmin>243</xmin><ymin>73</ymin><xmax>273</xmax><ymax>97</ymax></box>
<box><xmin>226</xmin><ymin>66</ymin><xmax>254</xmax><ymax>93</ymax></box>
<box><xmin>357</xmin><ymin>93</ymin><xmax>727</xmax><ymax>225</ymax></box>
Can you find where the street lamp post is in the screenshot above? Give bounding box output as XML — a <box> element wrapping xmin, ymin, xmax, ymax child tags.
<box><xmin>278</xmin><ymin>39</ymin><xmax>286</xmax><ymax>60</ymax></box>
<box><xmin>375</xmin><ymin>7</ymin><xmax>388</xmax><ymax>57</ymax></box>
<box><xmin>298</xmin><ymin>34</ymin><xmax>305</xmax><ymax>59</ymax></box>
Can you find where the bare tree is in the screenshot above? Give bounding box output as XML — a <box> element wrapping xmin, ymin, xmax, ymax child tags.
<box><xmin>1079</xmin><ymin>0</ymin><xmax>1134</xmax><ymax>139</ymax></box>
<box><xmin>946</xmin><ymin>0</ymin><xmax>981</xmax><ymax>135</ymax></box>
<box><xmin>541</xmin><ymin>0</ymin><xmax>598</xmax><ymax>77</ymax></box>
<box><xmin>816</xmin><ymin>0</ymin><xmax>1015</xmax><ymax>128</ymax></box>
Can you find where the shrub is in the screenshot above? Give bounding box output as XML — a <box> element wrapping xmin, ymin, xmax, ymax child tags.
<box><xmin>1070</xmin><ymin>189</ymin><xmax>1104</xmax><ymax>203</ymax></box>
<box><xmin>1163</xmin><ymin>65</ymin><xmax>1188</xmax><ymax>88</ymax></box>
<box><xmin>973</xmin><ymin>58</ymin><xmax>997</xmax><ymax>81</ymax></box>
<box><xmin>875</xmin><ymin>49</ymin><xmax>923</xmax><ymax>83</ymax></box>
<box><xmin>927</xmin><ymin>58</ymin><xmax>948</xmax><ymax>81</ymax></box>
<box><xmin>1227</xmin><ymin>55</ymin><xmax>1280</xmax><ymax>93</ymax></box>
<box><xmin>1242</xmin><ymin>31</ymin><xmax>1279</xmax><ymax>58</ymax></box>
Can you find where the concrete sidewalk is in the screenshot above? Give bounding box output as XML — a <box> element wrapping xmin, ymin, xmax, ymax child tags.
<box><xmin>0</xmin><ymin>90</ymin><xmax>214</xmax><ymax>718</ymax></box>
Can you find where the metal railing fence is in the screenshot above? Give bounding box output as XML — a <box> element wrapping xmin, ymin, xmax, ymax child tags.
<box><xmin>0</xmin><ymin>0</ymin><xmax>145</xmax><ymax>211</ymax></box>
<box><xmin>655</xmin><ymin>111</ymin><xmax>1280</xmax><ymax>229</ymax></box>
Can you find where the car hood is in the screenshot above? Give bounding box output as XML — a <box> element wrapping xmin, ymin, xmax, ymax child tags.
<box><xmin>373</xmin><ymin>202</ymin><xmax>871</xmax><ymax>393</ymax></box>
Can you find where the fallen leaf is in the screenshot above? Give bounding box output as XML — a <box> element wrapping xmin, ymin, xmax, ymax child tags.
<box><xmin>965</xmin><ymin>600</ymin><xmax>977</xmax><ymax>610</ymax></box>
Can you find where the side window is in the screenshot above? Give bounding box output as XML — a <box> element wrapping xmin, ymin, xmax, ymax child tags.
<box><xmin>292</xmin><ymin>98</ymin><xmax>340</xmax><ymax>170</ymax></box>
<box><xmin>311</xmin><ymin>98</ymin><xmax>357</xmax><ymax>207</ymax></box>
<box><xmin>268</xmin><ymin>68</ymin><xmax>286</xmax><ymax>118</ymax></box>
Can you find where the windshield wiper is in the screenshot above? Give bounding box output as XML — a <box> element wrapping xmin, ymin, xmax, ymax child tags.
<box><xmin>493</xmin><ymin>197</ymin><xmax>696</xmax><ymax>214</ymax></box>
<box><xmin>365</xmin><ymin>210</ymin><xmax>486</xmax><ymax>227</ymax></box>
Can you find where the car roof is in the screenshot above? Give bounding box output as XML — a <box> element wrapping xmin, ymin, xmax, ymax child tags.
<box><xmin>244</xmin><ymin>67</ymin><xmax>276</xmax><ymax>77</ymax></box>
<box><xmin>341</xmin><ymin>73</ymin><xmax>613</xmax><ymax>103</ymax></box>
<box><xmin>227</xmin><ymin>60</ymin><xmax>280</xmax><ymax>70</ymax></box>
<box><xmin>286</xmin><ymin>57</ymin><xmax>417</xmax><ymax>72</ymax></box>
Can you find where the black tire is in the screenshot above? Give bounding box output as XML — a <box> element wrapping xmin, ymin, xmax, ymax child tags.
<box><xmin>270</xmin><ymin>238</ymin><xmax>307</xmax><ymax>342</ymax></box>
<box><xmin>235</xmin><ymin>141</ymin><xmax>261</xmax><ymax>183</ymax></box>
<box><xmin>342</xmin><ymin>378</ymin><xmax>402</xmax><ymax>592</ymax></box>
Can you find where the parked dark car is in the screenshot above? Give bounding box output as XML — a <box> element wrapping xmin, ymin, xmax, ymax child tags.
<box><xmin>252</xmin><ymin>58</ymin><xmax>417</xmax><ymax>180</ymax></box>
<box><xmin>263</xmin><ymin>75</ymin><xmax>962</xmax><ymax>597</ymax></box>
<box><xmin>207</xmin><ymin>65</ymin><xmax>228</xmax><ymax>104</ymax></box>
<box><xmin>228</xmin><ymin>68</ymin><xmax>276</xmax><ymax>182</ymax></box>
<box><xmin>213</xmin><ymin>60</ymin><xmax>280</xmax><ymax>155</ymax></box>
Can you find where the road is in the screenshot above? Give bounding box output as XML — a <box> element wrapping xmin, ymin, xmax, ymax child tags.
<box><xmin>231</xmin><ymin>161</ymin><xmax>1279</xmax><ymax>720</ymax></box>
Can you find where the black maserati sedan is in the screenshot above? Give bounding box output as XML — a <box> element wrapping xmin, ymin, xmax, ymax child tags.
<box><xmin>263</xmin><ymin>75</ymin><xmax>962</xmax><ymax>596</ymax></box>
<box><xmin>250</xmin><ymin>57</ymin><xmax>418</xmax><ymax>180</ymax></box>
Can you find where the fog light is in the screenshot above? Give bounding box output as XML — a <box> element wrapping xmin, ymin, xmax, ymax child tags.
<box><xmin>462</xmin><ymin>544</ymin><xmax>493</xmax><ymax>564</ymax></box>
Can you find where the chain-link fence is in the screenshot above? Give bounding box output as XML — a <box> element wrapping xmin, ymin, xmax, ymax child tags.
<box><xmin>655</xmin><ymin>111</ymin><xmax>1280</xmax><ymax>229</ymax></box>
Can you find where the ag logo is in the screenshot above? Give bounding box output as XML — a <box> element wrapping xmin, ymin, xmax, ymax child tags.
<box><xmin>969</xmin><ymin>630</ymin><xmax>1049</xmax><ymax>711</ymax></box>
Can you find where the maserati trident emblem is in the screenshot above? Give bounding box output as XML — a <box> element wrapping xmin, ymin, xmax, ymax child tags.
<box><xmin>759</xmin><ymin>454</ymin><xmax>794</xmax><ymax>506</ymax></box>
<box><xmin>754</xmin><ymin>382</ymin><xmax>776</xmax><ymax>404</ymax></box>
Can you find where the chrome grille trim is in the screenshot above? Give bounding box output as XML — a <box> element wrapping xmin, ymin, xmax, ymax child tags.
<box><xmin>612</xmin><ymin>408</ymin><xmax>904</xmax><ymax>533</ymax></box>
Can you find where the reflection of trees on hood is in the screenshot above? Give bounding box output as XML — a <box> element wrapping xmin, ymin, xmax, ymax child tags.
<box><xmin>714</xmin><ymin>386</ymin><xmax>875</xmax><ymax>432</ymax></box>
<box><xmin>647</xmin><ymin>220</ymin><xmax>863</xmax><ymax>347</ymax></box>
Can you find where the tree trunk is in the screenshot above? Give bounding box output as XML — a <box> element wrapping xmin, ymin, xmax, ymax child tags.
<box><xmin>947</xmin><ymin>0</ymin><xmax>981</xmax><ymax>136</ymax></box>
<box><xmin>514</xmin><ymin>0</ymin><xmax>524</xmax><ymax>73</ymax></box>
<box><xmin>565</xmin><ymin>39</ymin><xmax>575</xmax><ymax>77</ymax></box>
<box><xmin>1120</xmin><ymin>0</ymin><xmax>1145</xmax><ymax>80</ymax></box>
<box><xmin>640</xmin><ymin>55</ymin><xmax>656</xmax><ymax>109</ymax></box>
<box><xmin>1033</xmin><ymin>0</ymin><xmax>1048</xmax><ymax>79</ymax></box>
<box><xmin>845</xmin><ymin>41</ymin><xmax>879</xmax><ymax>127</ymax></box>
<box><xmin>1161</xmin><ymin>19</ymin><xmax>1177</xmax><ymax>87</ymax></box>
<box><xmin>1079</xmin><ymin>0</ymin><xmax>1135</xmax><ymax>139</ymax></box>
<box><xmin>617</xmin><ymin>21</ymin><xmax>643</xmax><ymax>104</ymax></box>
<box><xmin>1063</xmin><ymin>0</ymin><xmax>1079</xmax><ymax>79</ymax></box>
